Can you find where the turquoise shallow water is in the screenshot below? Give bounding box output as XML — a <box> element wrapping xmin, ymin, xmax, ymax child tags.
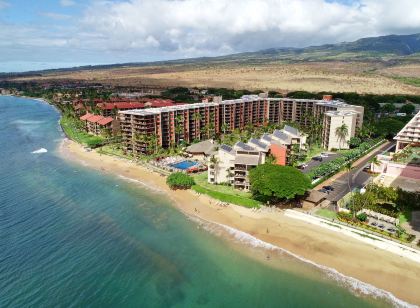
<box><xmin>0</xmin><ymin>96</ymin><xmax>403</xmax><ymax>307</ymax></box>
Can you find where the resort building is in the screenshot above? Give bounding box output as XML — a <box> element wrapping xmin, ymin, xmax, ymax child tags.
<box><xmin>208</xmin><ymin>143</ymin><xmax>265</xmax><ymax>190</ymax></box>
<box><xmin>185</xmin><ymin>140</ymin><xmax>218</xmax><ymax>159</ymax></box>
<box><xmin>208</xmin><ymin>126</ymin><xmax>307</xmax><ymax>190</ymax></box>
<box><xmin>322</xmin><ymin>110</ymin><xmax>358</xmax><ymax>150</ymax></box>
<box><xmin>80</xmin><ymin>113</ymin><xmax>114</xmax><ymax>136</ymax></box>
<box><xmin>119</xmin><ymin>94</ymin><xmax>363</xmax><ymax>155</ymax></box>
<box><xmin>97</xmin><ymin>99</ymin><xmax>179</xmax><ymax>117</ymax></box>
<box><xmin>394</xmin><ymin>110</ymin><xmax>420</xmax><ymax>151</ymax></box>
<box><xmin>369</xmin><ymin>111</ymin><xmax>420</xmax><ymax>190</ymax></box>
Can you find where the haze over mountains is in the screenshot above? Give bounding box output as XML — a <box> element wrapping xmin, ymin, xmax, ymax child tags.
<box><xmin>3</xmin><ymin>33</ymin><xmax>420</xmax><ymax>96</ymax></box>
<box><xmin>1</xmin><ymin>33</ymin><xmax>419</xmax><ymax>75</ymax></box>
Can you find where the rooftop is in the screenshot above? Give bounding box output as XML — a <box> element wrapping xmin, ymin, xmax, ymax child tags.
<box><xmin>272</xmin><ymin>129</ymin><xmax>292</xmax><ymax>143</ymax></box>
<box><xmin>185</xmin><ymin>140</ymin><xmax>218</xmax><ymax>155</ymax></box>
<box><xmin>325</xmin><ymin>110</ymin><xmax>358</xmax><ymax>117</ymax></box>
<box><xmin>234</xmin><ymin>141</ymin><xmax>256</xmax><ymax>151</ymax></box>
<box><xmin>96</xmin><ymin>117</ymin><xmax>113</xmax><ymax>126</ymax></box>
<box><xmin>234</xmin><ymin>154</ymin><xmax>261</xmax><ymax>166</ymax></box>
<box><xmin>283</xmin><ymin>125</ymin><xmax>300</xmax><ymax>137</ymax></box>
<box><xmin>119</xmin><ymin>95</ymin><xmax>358</xmax><ymax>116</ymax></box>
<box><xmin>248</xmin><ymin>138</ymin><xmax>270</xmax><ymax>151</ymax></box>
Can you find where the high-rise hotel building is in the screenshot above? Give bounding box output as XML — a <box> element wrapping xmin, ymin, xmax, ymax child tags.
<box><xmin>119</xmin><ymin>94</ymin><xmax>364</xmax><ymax>155</ymax></box>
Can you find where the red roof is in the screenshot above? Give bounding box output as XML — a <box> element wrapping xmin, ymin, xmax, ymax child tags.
<box><xmin>80</xmin><ymin>113</ymin><xmax>94</xmax><ymax>121</ymax></box>
<box><xmin>86</xmin><ymin>115</ymin><xmax>103</xmax><ymax>123</ymax></box>
<box><xmin>98</xmin><ymin>102</ymin><xmax>146</xmax><ymax>110</ymax></box>
<box><xmin>96</xmin><ymin>99</ymin><xmax>180</xmax><ymax>110</ymax></box>
<box><xmin>96</xmin><ymin>117</ymin><xmax>113</xmax><ymax>126</ymax></box>
<box><xmin>74</xmin><ymin>103</ymin><xmax>85</xmax><ymax>110</ymax></box>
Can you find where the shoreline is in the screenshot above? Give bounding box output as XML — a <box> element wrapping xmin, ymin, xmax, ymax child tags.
<box><xmin>59</xmin><ymin>138</ymin><xmax>420</xmax><ymax>306</ymax></box>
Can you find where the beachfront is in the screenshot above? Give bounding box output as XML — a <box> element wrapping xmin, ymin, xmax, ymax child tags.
<box><xmin>60</xmin><ymin>138</ymin><xmax>420</xmax><ymax>305</ymax></box>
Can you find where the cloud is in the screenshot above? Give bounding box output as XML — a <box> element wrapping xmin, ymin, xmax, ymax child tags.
<box><xmin>60</xmin><ymin>0</ymin><xmax>76</xmax><ymax>7</ymax></box>
<box><xmin>2</xmin><ymin>0</ymin><xmax>420</xmax><ymax>70</ymax></box>
<box><xmin>0</xmin><ymin>0</ymin><xmax>10</xmax><ymax>9</ymax></box>
<box><xmin>77</xmin><ymin>0</ymin><xmax>420</xmax><ymax>57</ymax></box>
<box><xmin>41</xmin><ymin>12</ymin><xmax>72</xmax><ymax>20</ymax></box>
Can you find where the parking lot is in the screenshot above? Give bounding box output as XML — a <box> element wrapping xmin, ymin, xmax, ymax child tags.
<box><xmin>367</xmin><ymin>219</ymin><xmax>397</xmax><ymax>234</ymax></box>
<box><xmin>300</xmin><ymin>152</ymin><xmax>342</xmax><ymax>174</ymax></box>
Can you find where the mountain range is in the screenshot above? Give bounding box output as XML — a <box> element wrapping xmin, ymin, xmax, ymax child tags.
<box><xmin>2</xmin><ymin>33</ymin><xmax>420</xmax><ymax>77</ymax></box>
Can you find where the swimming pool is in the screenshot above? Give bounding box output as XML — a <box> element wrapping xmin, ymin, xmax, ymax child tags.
<box><xmin>170</xmin><ymin>160</ymin><xmax>199</xmax><ymax>170</ymax></box>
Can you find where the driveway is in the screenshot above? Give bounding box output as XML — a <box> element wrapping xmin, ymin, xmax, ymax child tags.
<box><xmin>317</xmin><ymin>141</ymin><xmax>396</xmax><ymax>202</ymax></box>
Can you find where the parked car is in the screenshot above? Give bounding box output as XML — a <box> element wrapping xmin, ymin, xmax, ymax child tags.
<box><xmin>322</xmin><ymin>185</ymin><xmax>334</xmax><ymax>192</ymax></box>
<box><xmin>371</xmin><ymin>221</ymin><xmax>377</xmax><ymax>226</ymax></box>
<box><xmin>297</xmin><ymin>163</ymin><xmax>308</xmax><ymax>169</ymax></box>
<box><xmin>312</xmin><ymin>156</ymin><xmax>323</xmax><ymax>162</ymax></box>
<box><xmin>378</xmin><ymin>224</ymin><xmax>385</xmax><ymax>229</ymax></box>
<box><xmin>362</xmin><ymin>165</ymin><xmax>371</xmax><ymax>172</ymax></box>
<box><xmin>320</xmin><ymin>152</ymin><xmax>329</xmax><ymax>158</ymax></box>
<box><xmin>387</xmin><ymin>228</ymin><xmax>396</xmax><ymax>233</ymax></box>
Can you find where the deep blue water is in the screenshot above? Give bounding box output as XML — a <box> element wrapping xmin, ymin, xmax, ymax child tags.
<box><xmin>0</xmin><ymin>96</ymin><xmax>398</xmax><ymax>307</ymax></box>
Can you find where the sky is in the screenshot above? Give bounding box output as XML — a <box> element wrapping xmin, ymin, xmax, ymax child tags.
<box><xmin>1</xmin><ymin>0</ymin><xmax>420</xmax><ymax>72</ymax></box>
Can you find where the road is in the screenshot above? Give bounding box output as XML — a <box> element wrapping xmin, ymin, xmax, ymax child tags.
<box><xmin>320</xmin><ymin>141</ymin><xmax>396</xmax><ymax>203</ymax></box>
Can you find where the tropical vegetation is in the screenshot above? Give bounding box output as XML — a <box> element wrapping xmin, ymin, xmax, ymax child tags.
<box><xmin>166</xmin><ymin>172</ymin><xmax>195</xmax><ymax>190</ymax></box>
<box><xmin>307</xmin><ymin>138</ymin><xmax>383</xmax><ymax>181</ymax></box>
<box><xmin>249</xmin><ymin>164</ymin><xmax>311</xmax><ymax>203</ymax></box>
<box><xmin>335</xmin><ymin>123</ymin><xmax>349</xmax><ymax>150</ymax></box>
<box><xmin>60</xmin><ymin>115</ymin><xmax>104</xmax><ymax>148</ymax></box>
<box><xmin>335</xmin><ymin>183</ymin><xmax>418</xmax><ymax>242</ymax></box>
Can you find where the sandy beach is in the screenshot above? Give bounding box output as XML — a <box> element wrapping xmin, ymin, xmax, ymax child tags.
<box><xmin>60</xmin><ymin>139</ymin><xmax>420</xmax><ymax>305</ymax></box>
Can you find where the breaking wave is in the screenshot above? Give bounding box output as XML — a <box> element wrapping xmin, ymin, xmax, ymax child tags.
<box><xmin>118</xmin><ymin>175</ymin><xmax>165</xmax><ymax>194</ymax></box>
<box><xmin>31</xmin><ymin>148</ymin><xmax>48</xmax><ymax>154</ymax></box>
<box><xmin>194</xmin><ymin>217</ymin><xmax>416</xmax><ymax>308</ymax></box>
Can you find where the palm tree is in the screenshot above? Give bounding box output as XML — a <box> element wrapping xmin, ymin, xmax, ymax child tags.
<box><xmin>210</xmin><ymin>155</ymin><xmax>219</xmax><ymax>183</ymax></box>
<box><xmin>335</xmin><ymin>123</ymin><xmax>349</xmax><ymax>150</ymax></box>
<box><xmin>134</xmin><ymin>133</ymin><xmax>147</xmax><ymax>154</ymax></box>
<box><xmin>221</xmin><ymin>123</ymin><xmax>229</xmax><ymax>135</ymax></box>
<box><xmin>226</xmin><ymin>167</ymin><xmax>234</xmax><ymax>184</ymax></box>
<box><xmin>174</xmin><ymin>115</ymin><xmax>184</xmax><ymax>143</ymax></box>
<box><xmin>370</xmin><ymin>156</ymin><xmax>381</xmax><ymax>173</ymax></box>
<box><xmin>193</xmin><ymin>112</ymin><xmax>202</xmax><ymax>139</ymax></box>
<box><xmin>148</xmin><ymin>133</ymin><xmax>158</xmax><ymax>154</ymax></box>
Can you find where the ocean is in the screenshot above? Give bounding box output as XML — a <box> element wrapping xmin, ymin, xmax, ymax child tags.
<box><xmin>0</xmin><ymin>96</ymin><xmax>404</xmax><ymax>307</ymax></box>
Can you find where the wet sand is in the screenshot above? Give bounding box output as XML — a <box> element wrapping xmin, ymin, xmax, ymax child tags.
<box><xmin>60</xmin><ymin>139</ymin><xmax>420</xmax><ymax>305</ymax></box>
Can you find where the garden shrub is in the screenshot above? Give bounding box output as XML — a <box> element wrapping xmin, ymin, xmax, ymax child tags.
<box><xmin>356</xmin><ymin>212</ymin><xmax>367</xmax><ymax>222</ymax></box>
<box><xmin>307</xmin><ymin>138</ymin><xmax>383</xmax><ymax>180</ymax></box>
<box><xmin>337</xmin><ymin>212</ymin><xmax>353</xmax><ymax>221</ymax></box>
<box><xmin>166</xmin><ymin>172</ymin><xmax>195</xmax><ymax>190</ymax></box>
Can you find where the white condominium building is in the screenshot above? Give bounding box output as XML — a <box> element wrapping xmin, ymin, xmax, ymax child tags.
<box><xmin>394</xmin><ymin>110</ymin><xmax>420</xmax><ymax>151</ymax></box>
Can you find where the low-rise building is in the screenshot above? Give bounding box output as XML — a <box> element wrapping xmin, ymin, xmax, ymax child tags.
<box><xmin>208</xmin><ymin>126</ymin><xmax>307</xmax><ymax>190</ymax></box>
<box><xmin>80</xmin><ymin>113</ymin><xmax>114</xmax><ymax>136</ymax></box>
<box><xmin>208</xmin><ymin>143</ymin><xmax>265</xmax><ymax>190</ymax></box>
<box><xmin>185</xmin><ymin>140</ymin><xmax>218</xmax><ymax>159</ymax></box>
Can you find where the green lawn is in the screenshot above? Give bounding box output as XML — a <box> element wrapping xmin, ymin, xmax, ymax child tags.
<box><xmin>97</xmin><ymin>144</ymin><xmax>132</xmax><ymax>159</ymax></box>
<box><xmin>191</xmin><ymin>173</ymin><xmax>260</xmax><ymax>208</ymax></box>
<box><xmin>300</xmin><ymin>144</ymin><xmax>324</xmax><ymax>163</ymax></box>
<box><xmin>60</xmin><ymin>116</ymin><xmax>104</xmax><ymax>148</ymax></box>
<box><xmin>398</xmin><ymin>210</ymin><xmax>412</xmax><ymax>225</ymax></box>
<box><xmin>193</xmin><ymin>173</ymin><xmax>252</xmax><ymax>198</ymax></box>
<box><xmin>192</xmin><ymin>185</ymin><xmax>260</xmax><ymax>208</ymax></box>
<box><xmin>315</xmin><ymin>208</ymin><xmax>337</xmax><ymax>220</ymax></box>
